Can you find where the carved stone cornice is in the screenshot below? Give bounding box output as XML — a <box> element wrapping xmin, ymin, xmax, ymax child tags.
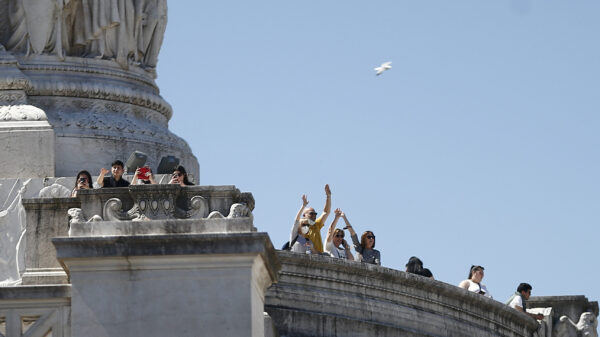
<box><xmin>28</xmin><ymin>79</ymin><xmax>172</xmax><ymax>120</ymax></box>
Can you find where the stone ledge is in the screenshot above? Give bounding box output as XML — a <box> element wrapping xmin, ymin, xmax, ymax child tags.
<box><xmin>22</xmin><ymin>197</ymin><xmax>80</xmax><ymax>209</ymax></box>
<box><xmin>266</xmin><ymin>251</ymin><xmax>539</xmax><ymax>337</ymax></box>
<box><xmin>69</xmin><ymin>218</ymin><xmax>255</xmax><ymax>236</ymax></box>
<box><xmin>0</xmin><ymin>285</ymin><xmax>71</xmax><ymax>300</ymax></box>
<box><xmin>53</xmin><ymin>233</ymin><xmax>281</xmax><ymax>282</ymax></box>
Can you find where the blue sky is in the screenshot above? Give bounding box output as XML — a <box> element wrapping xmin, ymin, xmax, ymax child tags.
<box><xmin>157</xmin><ymin>1</ymin><xmax>600</xmax><ymax>303</ymax></box>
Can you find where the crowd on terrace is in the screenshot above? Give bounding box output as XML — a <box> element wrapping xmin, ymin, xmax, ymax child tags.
<box><xmin>71</xmin><ymin>160</ymin><xmax>193</xmax><ymax>198</ymax></box>
<box><xmin>71</xmin><ymin>163</ymin><xmax>545</xmax><ymax>320</ymax></box>
<box><xmin>286</xmin><ymin>184</ymin><xmax>546</xmax><ymax>321</ymax></box>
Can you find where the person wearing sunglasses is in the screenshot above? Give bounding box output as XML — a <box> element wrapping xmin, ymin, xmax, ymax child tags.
<box><xmin>324</xmin><ymin>208</ymin><xmax>354</xmax><ymax>260</ymax></box>
<box><xmin>169</xmin><ymin>165</ymin><xmax>194</xmax><ymax>186</ymax></box>
<box><xmin>458</xmin><ymin>265</ymin><xmax>492</xmax><ymax>298</ymax></box>
<box><xmin>71</xmin><ymin>170</ymin><xmax>93</xmax><ymax>197</ymax></box>
<box><xmin>289</xmin><ymin>195</ymin><xmax>317</xmax><ymax>254</ymax></box>
<box><xmin>300</xmin><ymin>184</ymin><xmax>332</xmax><ymax>254</ymax></box>
<box><xmin>343</xmin><ymin>214</ymin><xmax>380</xmax><ymax>265</ymax></box>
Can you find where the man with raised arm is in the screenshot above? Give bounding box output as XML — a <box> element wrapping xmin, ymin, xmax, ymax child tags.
<box><xmin>302</xmin><ymin>184</ymin><xmax>331</xmax><ymax>254</ymax></box>
<box><xmin>96</xmin><ymin>160</ymin><xmax>130</xmax><ymax>188</ymax></box>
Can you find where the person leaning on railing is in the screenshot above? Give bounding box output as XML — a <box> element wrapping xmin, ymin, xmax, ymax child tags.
<box><xmin>344</xmin><ymin>214</ymin><xmax>380</xmax><ymax>265</ymax></box>
<box><xmin>458</xmin><ymin>265</ymin><xmax>492</xmax><ymax>298</ymax></box>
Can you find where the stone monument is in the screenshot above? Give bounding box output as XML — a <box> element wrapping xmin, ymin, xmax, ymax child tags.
<box><xmin>0</xmin><ymin>1</ymin><xmax>597</xmax><ymax>337</ymax></box>
<box><xmin>0</xmin><ymin>0</ymin><xmax>198</xmax><ymax>179</ymax></box>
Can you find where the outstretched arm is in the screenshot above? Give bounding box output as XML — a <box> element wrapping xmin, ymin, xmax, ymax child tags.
<box><xmin>295</xmin><ymin>195</ymin><xmax>308</xmax><ymax>222</ymax></box>
<box><xmin>325</xmin><ymin>208</ymin><xmax>342</xmax><ymax>244</ymax></box>
<box><xmin>342</xmin><ymin>213</ymin><xmax>356</xmax><ymax>236</ymax></box>
<box><xmin>320</xmin><ymin>184</ymin><xmax>332</xmax><ymax>222</ymax></box>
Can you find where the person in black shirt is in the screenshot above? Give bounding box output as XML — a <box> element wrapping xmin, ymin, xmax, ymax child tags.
<box><xmin>97</xmin><ymin>160</ymin><xmax>130</xmax><ymax>188</ymax></box>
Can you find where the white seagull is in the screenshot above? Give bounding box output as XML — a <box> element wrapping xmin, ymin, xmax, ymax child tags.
<box><xmin>374</xmin><ymin>61</ymin><xmax>392</xmax><ymax>76</ymax></box>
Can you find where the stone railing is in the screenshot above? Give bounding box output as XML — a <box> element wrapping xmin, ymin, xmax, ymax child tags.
<box><xmin>20</xmin><ymin>185</ymin><xmax>255</xmax><ymax>285</ymax></box>
<box><xmin>0</xmin><ymin>285</ymin><xmax>70</xmax><ymax>337</ymax></box>
<box><xmin>265</xmin><ymin>251</ymin><xmax>540</xmax><ymax>337</ymax></box>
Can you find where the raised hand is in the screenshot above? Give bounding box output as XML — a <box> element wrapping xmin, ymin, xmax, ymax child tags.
<box><xmin>334</xmin><ymin>208</ymin><xmax>342</xmax><ymax>217</ymax></box>
<box><xmin>100</xmin><ymin>167</ymin><xmax>109</xmax><ymax>176</ymax></box>
<box><xmin>302</xmin><ymin>194</ymin><xmax>309</xmax><ymax>206</ymax></box>
<box><xmin>325</xmin><ymin>184</ymin><xmax>331</xmax><ymax>196</ymax></box>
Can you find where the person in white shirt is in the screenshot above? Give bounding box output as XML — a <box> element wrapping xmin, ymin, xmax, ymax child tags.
<box><xmin>458</xmin><ymin>265</ymin><xmax>493</xmax><ymax>298</ymax></box>
<box><xmin>506</xmin><ymin>283</ymin><xmax>544</xmax><ymax>320</ymax></box>
<box><xmin>324</xmin><ymin>208</ymin><xmax>354</xmax><ymax>260</ymax></box>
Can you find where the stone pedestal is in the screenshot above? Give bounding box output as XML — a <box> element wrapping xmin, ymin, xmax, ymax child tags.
<box><xmin>53</xmin><ymin>233</ymin><xmax>279</xmax><ymax>337</ymax></box>
<box><xmin>21</xmin><ymin>198</ymin><xmax>80</xmax><ymax>285</ymax></box>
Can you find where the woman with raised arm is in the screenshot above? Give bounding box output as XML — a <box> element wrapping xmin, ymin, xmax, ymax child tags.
<box><xmin>324</xmin><ymin>208</ymin><xmax>354</xmax><ymax>260</ymax></box>
<box><xmin>342</xmin><ymin>213</ymin><xmax>380</xmax><ymax>265</ymax></box>
<box><xmin>289</xmin><ymin>195</ymin><xmax>317</xmax><ymax>254</ymax></box>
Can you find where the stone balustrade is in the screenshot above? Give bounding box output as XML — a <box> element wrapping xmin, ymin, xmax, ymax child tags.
<box><xmin>266</xmin><ymin>251</ymin><xmax>541</xmax><ymax>337</ymax></box>
<box><xmin>0</xmin><ymin>285</ymin><xmax>71</xmax><ymax>337</ymax></box>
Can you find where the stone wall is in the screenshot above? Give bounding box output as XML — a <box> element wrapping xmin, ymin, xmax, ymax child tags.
<box><xmin>266</xmin><ymin>251</ymin><xmax>540</xmax><ymax>337</ymax></box>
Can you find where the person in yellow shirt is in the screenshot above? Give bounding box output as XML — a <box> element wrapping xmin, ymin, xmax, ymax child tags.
<box><xmin>303</xmin><ymin>184</ymin><xmax>331</xmax><ymax>253</ymax></box>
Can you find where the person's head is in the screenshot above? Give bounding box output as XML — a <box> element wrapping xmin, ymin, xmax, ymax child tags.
<box><xmin>298</xmin><ymin>218</ymin><xmax>311</xmax><ymax>237</ymax></box>
<box><xmin>303</xmin><ymin>207</ymin><xmax>317</xmax><ymax>221</ymax></box>
<box><xmin>405</xmin><ymin>256</ymin><xmax>424</xmax><ymax>273</ymax></box>
<box><xmin>468</xmin><ymin>265</ymin><xmax>485</xmax><ymax>283</ymax></box>
<box><xmin>111</xmin><ymin>160</ymin><xmax>125</xmax><ymax>179</ymax></box>
<box><xmin>517</xmin><ymin>283</ymin><xmax>533</xmax><ymax>300</ymax></box>
<box><xmin>360</xmin><ymin>231</ymin><xmax>376</xmax><ymax>249</ymax></box>
<box><xmin>421</xmin><ymin>268</ymin><xmax>434</xmax><ymax>279</ymax></box>
<box><xmin>172</xmin><ymin>165</ymin><xmax>192</xmax><ymax>186</ymax></box>
<box><xmin>74</xmin><ymin>170</ymin><xmax>93</xmax><ymax>190</ymax></box>
<box><xmin>333</xmin><ymin>228</ymin><xmax>345</xmax><ymax>247</ymax></box>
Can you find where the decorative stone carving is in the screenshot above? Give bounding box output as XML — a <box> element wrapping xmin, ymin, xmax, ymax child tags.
<box><xmin>2</xmin><ymin>0</ymin><xmax>167</xmax><ymax>70</ymax></box>
<box><xmin>38</xmin><ymin>183</ymin><xmax>70</xmax><ymax>198</ymax></box>
<box><xmin>103</xmin><ymin>194</ymin><xmax>209</xmax><ymax>221</ymax></box>
<box><xmin>68</xmin><ymin>208</ymin><xmax>102</xmax><ymax>225</ymax></box>
<box><xmin>554</xmin><ymin>312</ymin><xmax>598</xmax><ymax>337</ymax></box>
<box><xmin>206</xmin><ymin>203</ymin><xmax>253</xmax><ymax>220</ymax></box>
<box><xmin>227</xmin><ymin>203</ymin><xmax>253</xmax><ymax>219</ymax></box>
<box><xmin>206</xmin><ymin>211</ymin><xmax>224</xmax><ymax>219</ymax></box>
<box><xmin>103</xmin><ymin>198</ymin><xmax>148</xmax><ymax>222</ymax></box>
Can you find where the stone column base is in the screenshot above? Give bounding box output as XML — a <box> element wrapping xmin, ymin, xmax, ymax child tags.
<box><xmin>53</xmin><ymin>233</ymin><xmax>279</xmax><ymax>337</ymax></box>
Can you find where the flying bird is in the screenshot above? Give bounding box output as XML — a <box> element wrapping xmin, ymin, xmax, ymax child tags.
<box><xmin>374</xmin><ymin>61</ymin><xmax>392</xmax><ymax>76</ymax></box>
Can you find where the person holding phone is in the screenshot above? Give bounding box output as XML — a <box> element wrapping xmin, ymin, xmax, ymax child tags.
<box><xmin>131</xmin><ymin>166</ymin><xmax>156</xmax><ymax>185</ymax></box>
<box><xmin>71</xmin><ymin>170</ymin><xmax>93</xmax><ymax>197</ymax></box>
<box><xmin>169</xmin><ymin>165</ymin><xmax>194</xmax><ymax>186</ymax></box>
<box><xmin>324</xmin><ymin>208</ymin><xmax>354</xmax><ymax>260</ymax></box>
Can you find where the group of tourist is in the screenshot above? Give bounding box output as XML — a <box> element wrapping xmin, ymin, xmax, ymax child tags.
<box><xmin>71</xmin><ymin>160</ymin><xmax>194</xmax><ymax>197</ymax></box>
<box><xmin>287</xmin><ymin>184</ymin><xmax>546</xmax><ymax>320</ymax></box>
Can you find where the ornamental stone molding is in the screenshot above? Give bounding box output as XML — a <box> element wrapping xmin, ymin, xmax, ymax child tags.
<box><xmin>0</xmin><ymin>1</ymin><xmax>199</xmax><ymax>179</ymax></box>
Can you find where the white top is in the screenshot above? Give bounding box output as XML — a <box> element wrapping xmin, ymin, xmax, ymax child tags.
<box><xmin>325</xmin><ymin>241</ymin><xmax>347</xmax><ymax>259</ymax></box>
<box><xmin>508</xmin><ymin>294</ymin><xmax>523</xmax><ymax>309</ymax></box>
<box><xmin>467</xmin><ymin>280</ymin><xmax>493</xmax><ymax>298</ymax></box>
